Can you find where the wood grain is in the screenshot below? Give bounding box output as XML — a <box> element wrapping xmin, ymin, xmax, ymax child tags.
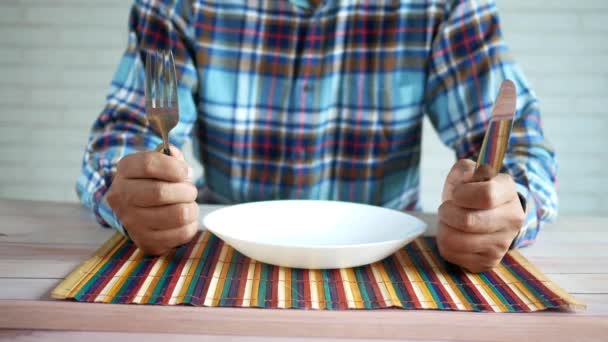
<box><xmin>0</xmin><ymin>330</ymin><xmax>414</xmax><ymax>342</ymax></box>
<box><xmin>1</xmin><ymin>199</ymin><xmax>607</xmax><ymax>341</ymax></box>
<box><xmin>0</xmin><ymin>280</ymin><xmax>56</xmax><ymax>300</ymax></box>
<box><xmin>1</xmin><ymin>300</ymin><xmax>607</xmax><ymax>342</ymax></box>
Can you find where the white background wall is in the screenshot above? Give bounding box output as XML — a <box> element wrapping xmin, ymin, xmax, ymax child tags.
<box><xmin>0</xmin><ymin>0</ymin><xmax>606</xmax><ymax>216</ymax></box>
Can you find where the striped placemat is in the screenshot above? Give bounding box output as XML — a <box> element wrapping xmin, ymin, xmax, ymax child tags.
<box><xmin>52</xmin><ymin>231</ymin><xmax>584</xmax><ymax>312</ymax></box>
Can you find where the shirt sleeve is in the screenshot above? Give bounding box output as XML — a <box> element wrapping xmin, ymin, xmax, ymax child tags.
<box><xmin>423</xmin><ymin>0</ymin><xmax>558</xmax><ymax>247</ymax></box>
<box><xmin>76</xmin><ymin>1</ymin><xmax>199</xmax><ymax>234</ymax></box>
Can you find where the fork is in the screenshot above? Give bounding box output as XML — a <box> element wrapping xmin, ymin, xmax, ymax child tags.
<box><xmin>144</xmin><ymin>49</ymin><xmax>179</xmax><ymax>156</ymax></box>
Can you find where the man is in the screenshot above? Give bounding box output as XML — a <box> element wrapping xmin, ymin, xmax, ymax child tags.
<box><xmin>77</xmin><ymin>0</ymin><xmax>557</xmax><ymax>273</ymax></box>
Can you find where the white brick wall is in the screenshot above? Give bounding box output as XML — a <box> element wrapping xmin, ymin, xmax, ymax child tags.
<box><xmin>0</xmin><ymin>0</ymin><xmax>130</xmax><ymax>204</ymax></box>
<box><xmin>0</xmin><ymin>0</ymin><xmax>606</xmax><ymax>216</ymax></box>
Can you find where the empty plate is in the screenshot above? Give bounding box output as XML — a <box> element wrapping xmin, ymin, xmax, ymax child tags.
<box><xmin>202</xmin><ymin>200</ymin><xmax>427</xmax><ymax>269</ymax></box>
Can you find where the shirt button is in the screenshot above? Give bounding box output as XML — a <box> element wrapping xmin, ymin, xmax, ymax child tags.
<box><xmin>303</xmin><ymin>83</ymin><xmax>313</xmax><ymax>92</ymax></box>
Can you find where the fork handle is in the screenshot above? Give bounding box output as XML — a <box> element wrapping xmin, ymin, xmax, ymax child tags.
<box><xmin>154</xmin><ymin>143</ymin><xmax>172</xmax><ymax>156</ymax></box>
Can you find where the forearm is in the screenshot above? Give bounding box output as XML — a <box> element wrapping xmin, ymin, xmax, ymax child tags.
<box><xmin>504</xmin><ymin>137</ymin><xmax>558</xmax><ymax>248</ymax></box>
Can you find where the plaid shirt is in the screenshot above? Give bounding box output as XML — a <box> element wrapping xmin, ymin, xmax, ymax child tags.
<box><xmin>77</xmin><ymin>0</ymin><xmax>558</xmax><ymax>247</ymax></box>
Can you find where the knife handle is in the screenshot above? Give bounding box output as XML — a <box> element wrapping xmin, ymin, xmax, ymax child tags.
<box><xmin>474</xmin><ymin>117</ymin><xmax>513</xmax><ymax>182</ymax></box>
<box><xmin>472</xmin><ymin>164</ymin><xmax>496</xmax><ymax>182</ymax></box>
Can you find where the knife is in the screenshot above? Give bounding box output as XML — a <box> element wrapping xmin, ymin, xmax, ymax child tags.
<box><xmin>473</xmin><ymin>80</ymin><xmax>517</xmax><ymax>182</ymax></box>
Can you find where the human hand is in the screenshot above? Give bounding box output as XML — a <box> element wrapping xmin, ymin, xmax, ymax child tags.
<box><xmin>437</xmin><ymin>159</ymin><xmax>525</xmax><ymax>273</ymax></box>
<box><xmin>106</xmin><ymin>145</ymin><xmax>199</xmax><ymax>255</ymax></box>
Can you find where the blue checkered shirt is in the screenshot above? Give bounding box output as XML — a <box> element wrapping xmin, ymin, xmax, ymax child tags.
<box><xmin>77</xmin><ymin>0</ymin><xmax>558</xmax><ymax>247</ymax></box>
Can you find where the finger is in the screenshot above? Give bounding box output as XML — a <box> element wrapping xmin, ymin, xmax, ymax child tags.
<box><xmin>154</xmin><ymin>144</ymin><xmax>186</xmax><ymax>161</ymax></box>
<box><xmin>442</xmin><ymin>220</ymin><xmax>515</xmax><ymax>257</ymax></box>
<box><xmin>151</xmin><ymin>221</ymin><xmax>198</xmax><ymax>247</ymax></box>
<box><xmin>126</xmin><ymin>179</ymin><xmax>198</xmax><ymax>207</ymax></box>
<box><xmin>437</xmin><ymin>246</ymin><xmax>500</xmax><ymax>273</ymax></box>
<box><xmin>438</xmin><ymin>200</ymin><xmax>506</xmax><ymax>234</ymax></box>
<box><xmin>459</xmin><ymin>255</ymin><xmax>498</xmax><ymax>273</ymax></box>
<box><xmin>133</xmin><ymin>202</ymin><xmax>199</xmax><ymax>230</ymax></box>
<box><xmin>138</xmin><ymin>222</ymin><xmax>199</xmax><ymax>255</ymax></box>
<box><xmin>435</xmin><ymin>229</ymin><xmax>480</xmax><ymax>269</ymax></box>
<box><xmin>445</xmin><ymin>159</ymin><xmax>476</xmax><ymax>186</ymax></box>
<box><xmin>437</xmin><ymin>248</ymin><xmax>478</xmax><ymax>270</ymax></box>
<box><xmin>117</xmin><ymin>151</ymin><xmax>190</xmax><ymax>182</ymax></box>
<box><xmin>452</xmin><ymin>173</ymin><xmax>516</xmax><ymax>209</ymax></box>
<box><xmin>436</xmin><ymin>221</ymin><xmax>492</xmax><ymax>254</ymax></box>
<box><xmin>442</xmin><ymin>159</ymin><xmax>475</xmax><ymax>202</ymax></box>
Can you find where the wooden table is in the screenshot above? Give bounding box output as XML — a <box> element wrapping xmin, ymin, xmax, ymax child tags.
<box><xmin>1</xmin><ymin>199</ymin><xmax>606</xmax><ymax>341</ymax></box>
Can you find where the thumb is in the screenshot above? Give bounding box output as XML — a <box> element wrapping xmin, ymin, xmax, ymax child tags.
<box><xmin>154</xmin><ymin>144</ymin><xmax>193</xmax><ymax>182</ymax></box>
<box><xmin>154</xmin><ymin>144</ymin><xmax>186</xmax><ymax>161</ymax></box>
<box><xmin>442</xmin><ymin>159</ymin><xmax>475</xmax><ymax>203</ymax></box>
<box><xmin>471</xmin><ymin>163</ymin><xmax>497</xmax><ymax>183</ymax></box>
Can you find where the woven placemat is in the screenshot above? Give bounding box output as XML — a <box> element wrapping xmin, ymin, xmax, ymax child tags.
<box><xmin>52</xmin><ymin>231</ymin><xmax>585</xmax><ymax>312</ymax></box>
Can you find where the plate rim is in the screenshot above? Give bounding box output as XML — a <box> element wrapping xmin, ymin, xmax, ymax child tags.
<box><xmin>202</xmin><ymin>199</ymin><xmax>427</xmax><ymax>250</ymax></box>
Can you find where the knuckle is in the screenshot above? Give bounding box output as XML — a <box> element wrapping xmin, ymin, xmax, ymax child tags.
<box><xmin>116</xmin><ymin>157</ymin><xmax>130</xmax><ymax>176</ymax></box>
<box><xmin>121</xmin><ymin>215</ymin><xmax>136</xmax><ymax>232</ymax></box>
<box><xmin>437</xmin><ymin>202</ymin><xmax>449</xmax><ymax>220</ymax></box>
<box><xmin>455</xmin><ymin>159</ymin><xmax>475</xmax><ymax>173</ymax></box>
<box><xmin>177</xmin><ymin>226</ymin><xmax>195</xmax><ymax>244</ymax></box>
<box><xmin>105</xmin><ymin>188</ymin><xmax>119</xmax><ymax>208</ymax></box>
<box><xmin>498</xmin><ymin>238</ymin><xmax>512</xmax><ymax>251</ymax></box>
<box><xmin>191</xmin><ymin>202</ymin><xmax>200</xmax><ymax>219</ymax></box>
<box><xmin>185</xmin><ymin>183</ymin><xmax>198</xmax><ymax>201</ymax></box>
<box><xmin>188</xmin><ymin>222</ymin><xmax>198</xmax><ymax>236</ymax></box>
<box><xmin>174</xmin><ymin>204</ymin><xmax>192</xmax><ymax>226</ymax></box>
<box><xmin>141</xmin><ymin>154</ymin><xmax>156</xmax><ymax>176</ymax></box>
<box><xmin>151</xmin><ymin>182</ymin><xmax>168</xmax><ymax>201</ymax></box>
<box><xmin>516</xmin><ymin>215</ymin><xmax>525</xmax><ymax>229</ymax></box>
<box><xmin>488</xmin><ymin>246</ymin><xmax>505</xmax><ymax>260</ymax></box>
<box><xmin>457</xmin><ymin>159</ymin><xmax>468</xmax><ymax>165</ymax></box>
<box><xmin>479</xmin><ymin>253</ymin><xmax>501</xmax><ymax>271</ymax></box>
<box><xmin>462</xmin><ymin>212</ymin><xmax>477</xmax><ymax>231</ymax></box>
<box><xmin>484</xmin><ymin>259</ymin><xmax>500</xmax><ymax>271</ymax></box>
<box><xmin>480</xmin><ymin>186</ymin><xmax>495</xmax><ymax>208</ymax></box>
<box><xmin>513</xmin><ymin>210</ymin><xmax>526</xmax><ymax>228</ymax></box>
<box><xmin>455</xmin><ymin>159</ymin><xmax>472</xmax><ymax>169</ymax></box>
<box><xmin>181</xmin><ymin>224</ymin><xmax>198</xmax><ymax>244</ymax></box>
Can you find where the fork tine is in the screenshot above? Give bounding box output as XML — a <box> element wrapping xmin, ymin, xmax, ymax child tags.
<box><xmin>145</xmin><ymin>50</ymin><xmax>152</xmax><ymax>107</ymax></box>
<box><xmin>151</xmin><ymin>51</ymin><xmax>157</xmax><ymax>108</ymax></box>
<box><xmin>154</xmin><ymin>52</ymin><xmax>163</xmax><ymax>108</ymax></box>
<box><xmin>168</xmin><ymin>50</ymin><xmax>178</xmax><ymax>109</ymax></box>
<box><xmin>162</xmin><ymin>50</ymin><xmax>170</xmax><ymax>108</ymax></box>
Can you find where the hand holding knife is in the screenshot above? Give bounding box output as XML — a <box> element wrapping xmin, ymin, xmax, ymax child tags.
<box><xmin>437</xmin><ymin>80</ymin><xmax>525</xmax><ymax>273</ymax></box>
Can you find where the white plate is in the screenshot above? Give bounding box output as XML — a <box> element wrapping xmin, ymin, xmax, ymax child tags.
<box><xmin>202</xmin><ymin>200</ymin><xmax>427</xmax><ymax>269</ymax></box>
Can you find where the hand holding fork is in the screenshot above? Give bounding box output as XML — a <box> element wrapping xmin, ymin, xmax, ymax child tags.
<box><xmin>104</xmin><ymin>49</ymin><xmax>199</xmax><ymax>256</ymax></box>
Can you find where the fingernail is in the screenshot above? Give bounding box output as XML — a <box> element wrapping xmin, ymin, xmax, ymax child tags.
<box><xmin>187</xmin><ymin>166</ymin><xmax>194</xmax><ymax>181</ymax></box>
